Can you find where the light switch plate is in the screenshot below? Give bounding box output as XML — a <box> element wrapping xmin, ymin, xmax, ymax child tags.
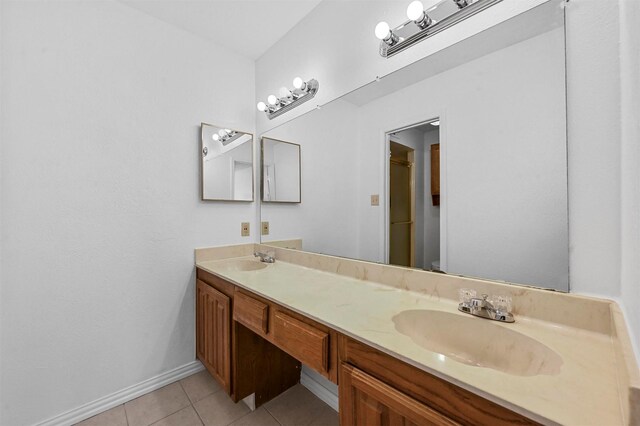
<box><xmin>241</xmin><ymin>222</ymin><xmax>250</xmax><ymax>237</ymax></box>
<box><xmin>371</xmin><ymin>194</ymin><xmax>380</xmax><ymax>206</ymax></box>
<box><xmin>261</xmin><ymin>221</ymin><xmax>269</xmax><ymax>236</ymax></box>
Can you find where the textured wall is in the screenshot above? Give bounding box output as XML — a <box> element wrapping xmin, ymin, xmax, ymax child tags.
<box><xmin>0</xmin><ymin>1</ymin><xmax>255</xmax><ymax>424</ymax></box>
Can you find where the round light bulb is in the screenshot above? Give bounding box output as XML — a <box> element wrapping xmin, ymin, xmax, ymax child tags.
<box><xmin>406</xmin><ymin>1</ymin><xmax>425</xmax><ymax>21</ymax></box>
<box><xmin>257</xmin><ymin>102</ymin><xmax>267</xmax><ymax>112</ymax></box>
<box><xmin>375</xmin><ymin>21</ymin><xmax>391</xmax><ymax>40</ymax></box>
<box><xmin>267</xmin><ymin>95</ymin><xmax>278</xmax><ymax>105</ymax></box>
<box><xmin>212</xmin><ymin>134</ymin><xmax>220</xmax><ymax>141</ymax></box>
<box><xmin>218</xmin><ymin>129</ymin><xmax>227</xmax><ymax>137</ymax></box>
<box><xmin>279</xmin><ymin>87</ymin><xmax>291</xmax><ymax>98</ymax></box>
<box><xmin>292</xmin><ymin>77</ymin><xmax>304</xmax><ymax>90</ymax></box>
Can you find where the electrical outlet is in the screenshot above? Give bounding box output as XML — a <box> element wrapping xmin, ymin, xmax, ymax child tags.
<box><xmin>241</xmin><ymin>222</ymin><xmax>250</xmax><ymax>237</ymax></box>
<box><xmin>261</xmin><ymin>221</ymin><xmax>270</xmax><ymax>236</ymax></box>
<box><xmin>371</xmin><ymin>194</ymin><xmax>380</xmax><ymax>206</ymax></box>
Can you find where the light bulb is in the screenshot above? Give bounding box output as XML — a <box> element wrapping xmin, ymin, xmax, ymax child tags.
<box><xmin>430</xmin><ymin>120</ymin><xmax>440</xmax><ymax>126</ymax></box>
<box><xmin>279</xmin><ymin>87</ymin><xmax>291</xmax><ymax>98</ymax></box>
<box><xmin>225</xmin><ymin>129</ymin><xmax>232</xmax><ymax>134</ymax></box>
<box><xmin>212</xmin><ymin>134</ymin><xmax>220</xmax><ymax>141</ymax></box>
<box><xmin>267</xmin><ymin>95</ymin><xmax>278</xmax><ymax>105</ymax></box>
<box><xmin>375</xmin><ymin>21</ymin><xmax>390</xmax><ymax>40</ymax></box>
<box><xmin>292</xmin><ymin>77</ymin><xmax>304</xmax><ymax>90</ymax></box>
<box><xmin>407</xmin><ymin>1</ymin><xmax>425</xmax><ymax>21</ymax></box>
<box><xmin>218</xmin><ymin>129</ymin><xmax>227</xmax><ymax>137</ymax></box>
<box><xmin>257</xmin><ymin>101</ymin><xmax>267</xmax><ymax>112</ymax></box>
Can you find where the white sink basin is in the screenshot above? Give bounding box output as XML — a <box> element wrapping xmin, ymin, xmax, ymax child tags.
<box><xmin>216</xmin><ymin>259</ymin><xmax>268</xmax><ymax>272</ymax></box>
<box><xmin>392</xmin><ymin>310</ymin><xmax>562</xmax><ymax>377</ymax></box>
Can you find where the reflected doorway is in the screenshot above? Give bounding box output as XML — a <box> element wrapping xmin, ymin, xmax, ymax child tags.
<box><xmin>387</xmin><ymin>119</ymin><xmax>441</xmax><ymax>271</ymax></box>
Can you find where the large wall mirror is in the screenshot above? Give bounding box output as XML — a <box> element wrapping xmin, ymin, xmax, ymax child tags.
<box><xmin>201</xmin><ymin>123</ymin><xmax>254</xmax><ymax>202</ymax></box>
<box><xmin>259</xmin><ymin>0</ymin><xmax>569</xmax><ymax>291</ymax></box>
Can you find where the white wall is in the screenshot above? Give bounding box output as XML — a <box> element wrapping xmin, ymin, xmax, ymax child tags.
<box><xmin>0</xmin><ymin>1</ymin><xmax>255</xmax><ymax>425</ymax></box>
<box><xmin>619</xmin><ymin>0</ymin><xmax>640</xmax><ymax>356</ymax></box>
<box><xmin>565</xmin><ymin>0</ymin><xmax>638</xmax><ymax>353</ymax></box>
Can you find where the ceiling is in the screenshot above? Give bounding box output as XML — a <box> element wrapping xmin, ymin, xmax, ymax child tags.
<box><xmin>118</xmin><ymin>0</ymin><xmax>322</xmax><ymax>60</ymax></box>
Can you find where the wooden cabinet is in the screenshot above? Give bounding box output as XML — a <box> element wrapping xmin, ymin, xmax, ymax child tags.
<box><xmin>431</xmin><ymin>143</ymin><xmax>440</xmax><ymax>206</ymax></box>
<box><xmin>338</xmin><ymin>335</ymin><xmax>538</xmax><ymax>426</ymax></box>
<box><xmin>196</xmin><ymin>279</ymin><xmax>231</xmax><ymax>393</ymax></box>
<box><xmin>340</xmin><ymin>363</ymin><xmax>459</xmax><ymax>426</ymax></box>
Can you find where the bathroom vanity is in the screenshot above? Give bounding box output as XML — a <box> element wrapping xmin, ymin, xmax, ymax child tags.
<box><xmin>194</xmin><ymin>244</ymin><xmax>640</xmax><ymax>425</ymax></box>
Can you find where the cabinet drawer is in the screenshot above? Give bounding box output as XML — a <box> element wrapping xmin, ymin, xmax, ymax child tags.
<box><xmin>233</xmin><ymin>291</ymin><xmax>269</xmax><ymax>336</ymax></box>
<box><xmin>273</xmin><ymin>311</ymin><xmax>329</xmax><ymax>374</ymax></box>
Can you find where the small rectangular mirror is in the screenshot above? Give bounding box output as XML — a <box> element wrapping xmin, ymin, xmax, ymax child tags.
<box><xmin>201</xmin><ymin>123</ymin><xmax>254</xmax><ymax>202</ymax></box>
<box><xmin>261</xmin><ymin>137</ymin><xmax>301</xmax><ymax>203</ymax></box>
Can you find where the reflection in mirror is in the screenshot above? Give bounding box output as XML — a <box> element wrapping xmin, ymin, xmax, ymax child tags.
<box><xmin>261</xmin><ymin>138</ymin><xmax>301</xmax><ymax>203</ymax></box>
<box><xmin>201</xmin><ymin>123</ymin><xmax>254</xmax><ymax>202</ymax></box>
<box><xmin>260</xmin><ymin>0</ymin><xmax>569</xmax><ymax>292</ymax></box>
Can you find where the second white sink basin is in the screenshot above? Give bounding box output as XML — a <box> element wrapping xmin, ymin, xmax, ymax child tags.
<box><xmin>216</xmin><ymin>259</ymin><xmax>268</xmax><ymax>272</ymax></box>
<box><xmin>392</xmin><ymin>310</ymin><xmax>562</xmax><ymax>377</ymax></box>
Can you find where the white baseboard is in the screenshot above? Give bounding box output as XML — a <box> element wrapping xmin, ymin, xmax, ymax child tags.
<box><xmin>300</xmin><ymin>368</ymin><xmax>339</xmax><ymax>412</ymax></box>
<box><xmin>34</xmin><ymin>361</ymin><xmax>204</xmax><ymax>426</ymax></box>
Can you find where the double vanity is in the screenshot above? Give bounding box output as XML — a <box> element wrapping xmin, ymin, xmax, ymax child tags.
<box><xmin>195</xmin><ymin>243</ymin><xmax>640</xmax><ymax>425</ymax></box>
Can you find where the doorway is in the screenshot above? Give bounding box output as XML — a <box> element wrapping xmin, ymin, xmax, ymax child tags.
<box><xmin>389</xmin><ymin>141</ymin><xmax>415</xmax><ymax>267</ymax></box>
<box><xmin>387</xmin><ymin>119</ymin><xmax>442</xmax><ymax>271</ymax></box>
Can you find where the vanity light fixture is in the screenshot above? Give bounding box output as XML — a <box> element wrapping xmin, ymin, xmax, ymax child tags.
<box><xmin>212</xmin><ymin>128</ymin><xmax>242</xmax><ymax>146</ymax></box>
<box><xmin>375</xmin><ymin>0</ymin><xmax>503</xmax><ymax>58</ymax></box>
<box><xmin>256</xmin><ymin>77</ymin><xmax>319</xmax><ymax>120</ymax></box>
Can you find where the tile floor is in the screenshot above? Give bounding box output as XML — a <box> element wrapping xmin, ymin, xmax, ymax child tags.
<box><xmin>76</xmin><ymin>370</ymin><xmax>339</xmax><ymax>426</ymax></box>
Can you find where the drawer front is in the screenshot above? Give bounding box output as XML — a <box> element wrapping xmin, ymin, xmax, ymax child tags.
<box><xmin>233</xmin><ymin>291</ymin><xmax>269</xmax><ymax>336</ymax></box>
<box><xmin>273</xmin><ymin>311</ymin><xmax>329</xmax><ymax>374</ymax></box>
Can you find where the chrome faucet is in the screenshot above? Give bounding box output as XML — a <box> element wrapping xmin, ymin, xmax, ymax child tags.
<box><xmin>253</xmin><ymin>251</ymin><xmax>275</xmax><ymax>263</ymax></box>
<box><xmin>458</xmin><ymin>293</ymin><xmax>514</xmax><ymax>323</ymax></box>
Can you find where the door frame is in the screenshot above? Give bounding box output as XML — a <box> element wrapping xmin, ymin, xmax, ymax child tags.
<box><xmin>383</xmin><ymin>115</ymin><xmax>448</xmax><ymax>271</ymax></box>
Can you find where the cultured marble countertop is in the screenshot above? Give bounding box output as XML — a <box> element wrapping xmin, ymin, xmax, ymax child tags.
<box><xmin>196</xmin><ymin>254</ymin><xmax>630</xmax><ymax>425</ymax></box>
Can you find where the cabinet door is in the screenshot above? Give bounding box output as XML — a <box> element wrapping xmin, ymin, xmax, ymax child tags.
<box><xmin>430</xmin><ymin>143</ymin><xmax>440</xmax><ymax>206</ymax></box>
<box><xmin>339</xmin><ymin>363</ymin><xmax>459</xmax><ymax>426</ymax></box>
<box><xmin>196</xmin><ymin>279</ymin><xmax>231</xmax><ymax>393</ymax></box>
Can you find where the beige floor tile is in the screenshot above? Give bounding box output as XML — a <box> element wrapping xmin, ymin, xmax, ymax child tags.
<box><xmin>228</xmin><ymin>407</ymin><xmax>279</xmax><ymax>426</ymax></box>
<box><xmin>124</xmin><ymin>382</ymin><xmax>191</xmax><ymax>426</ymax></box>
<box><xmin>151</xmin><ymin>406</ymin><xmax>203</xmax><ymax>426</ymax></box>
<box><xmin>180</xmin><ymin>370</ymin><xmax>222</xmax><ymax>403</ymax></box>
<box><xmin>309</xmin><ymin>404</ymin><xmax>339</xmax><ymax>426</ymax></box>
<box><xmin>193</xmin><ymin>391</ymin><xmax>251</xmax><ymax>426</ymax></box>
<box><xmin>75</xmin><ymin>404</ymin><xmax>128</xmax><ymax>426</ymax></box>
<box><xmin>264</xmin><ymin>384</ymin><xmax>335</xmax><ymax>426</ymax></box>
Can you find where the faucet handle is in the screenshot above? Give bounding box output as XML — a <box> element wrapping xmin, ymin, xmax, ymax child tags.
<box><xmin>458</xmin><ymin>288</ymin><xmax>477</xmax><ymax>305</ymax></box>
<box><xmin>490</xmin><ymin>295</ymin><xmax>512</xmax><ymax>313</ymax></box>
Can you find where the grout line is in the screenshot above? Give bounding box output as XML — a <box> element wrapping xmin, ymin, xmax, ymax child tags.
<box><xmin>264</xmin><ymin>408</ymin><xmax>284</xmax><ymax>426</ymax></box>
<box><xmin>191</xmin><ymin>399</ymin><xmax>206</xmax><ymax>426</ymax></box>
<box><xmin>123</xmin><ymin>403</ymin><xmax>131</xmax><ymax>426</ymax></box>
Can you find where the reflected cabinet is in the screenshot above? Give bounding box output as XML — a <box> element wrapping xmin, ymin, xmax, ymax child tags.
<box><xmin>261</xmin><ymin>137</ymin><xmax>301</xmax><ymax>203</ymax></box>
<box><xmin>201</xmin><ymin>123</ymin><xmax>254</xmax><ymax>202</ymax></box>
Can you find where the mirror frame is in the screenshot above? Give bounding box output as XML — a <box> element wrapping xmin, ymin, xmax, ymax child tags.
<box><xmin>200</xmin><ymin>122</ymin><xmax>255</xmax><ymax>202</ymax></box>
<box><xmin>260</xmin><ymin>137</ymin><xmax>302</xmax><ymax>204</ymax></box>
